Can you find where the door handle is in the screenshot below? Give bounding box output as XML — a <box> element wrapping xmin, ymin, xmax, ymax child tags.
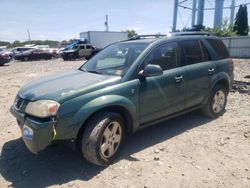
<box><xmin>208</xmin><ymin>68</ymin><xmax>215</xmax><ymax>75</ymax></box>
<box><xmin>175</xmin><ymin>75</ymin><xmax>183</xmax><ymax>83</ymax></box>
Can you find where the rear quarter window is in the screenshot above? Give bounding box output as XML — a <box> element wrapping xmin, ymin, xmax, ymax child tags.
<box><xmin>181</xmin><ymin>40</ymin><xmax>203</xmax><ymax>65</ymax></box>
<box><xmin>206</xmin><ymin>39</ymin><xmax>229</xmax><ymax>59</ymax></box>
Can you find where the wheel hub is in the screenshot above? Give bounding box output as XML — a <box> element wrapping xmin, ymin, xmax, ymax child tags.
<box><xmin>212</xmin><ymin>90</ymin><xmax>226</xmax><ymax>113</ymax></box>
<box><xmin>100</xmin><ymin>121</ymin><xmax>122</xmax><ymax>158</ymax></box>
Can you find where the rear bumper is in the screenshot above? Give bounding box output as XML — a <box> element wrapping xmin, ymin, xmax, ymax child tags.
<box><xmin>10</xmin><ymin>105</ymin><xmax>55</xmax><ymax>154</ymax></box>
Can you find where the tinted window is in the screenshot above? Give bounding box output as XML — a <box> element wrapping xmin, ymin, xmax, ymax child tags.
<box><xmin>86</xmin><ymin>45</ymin><xmax>91</xmax><ymax>49</ymax></box>
<box><xmin>146</xmin><ymin>42</ymin><xmax>179</xmax><ymax>71</ymax></box>
<box><xmin>207</xmin><ymin>39</ymin><xmax>229</xmax><ymax>59</ymax></box>
<box><xmin>200</xmin><ymin>41</ymin><xmax>211</xmax><ymax>61</ymax></box>
<box><xmin>182</xmin><ymin>40</ymin><xmax>203</xmax><ymax>65</ymax></box>
<box><xmin>79</xmin><ymin>45</ymin><xmax>85</xmax><ymax>49</ymax></box>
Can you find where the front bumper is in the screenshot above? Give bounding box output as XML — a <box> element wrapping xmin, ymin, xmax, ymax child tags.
<box><xmin>10</xmin><ymin>105</ymin><xmax>55</xmax><ymax>154</ymax></box>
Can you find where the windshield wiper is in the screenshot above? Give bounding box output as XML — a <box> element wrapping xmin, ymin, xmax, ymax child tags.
<box><xmin>87</xmin><ymin>70</ymin><xmax>103</xmax><ymax>75</ymax></box>
<box><xmin>80</xmin><ymin>68</ymin><xmax>103</xmax><ymax>75</ymax></box>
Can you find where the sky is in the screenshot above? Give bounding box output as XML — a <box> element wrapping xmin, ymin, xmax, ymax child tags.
<box><xmin>0</xmin><ymin>0</ymin><xmax>250</xmax><ymax>42</ymax></box>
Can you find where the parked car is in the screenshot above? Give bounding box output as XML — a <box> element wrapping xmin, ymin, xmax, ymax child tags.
<box><xmin>10</xmin><ymin>47</ymin><xmax>36</xmax><ymax>58</ymax></box>
<box><xmin>0</xmin><ymin>52</ymin><xmax>11</xmax><ymax>66</ymax></box>
<box><xmin>14</xmin><ymin>48</ymin><xmax>55</xmax><ymax>61</ymax></box>
<box><xmin>46</xmin><ymin>48</ymin><xmax>59</xmax><ymax>58</ymax></box>
<box><xmin>61</xmin><ymin>42</ymin><xmax>100</xmax><ymax>61</ymax></box>
<box><xmin>10</xmin><ymin>33</ymin><xmax>234</xmax><ymax>166</ymax></box>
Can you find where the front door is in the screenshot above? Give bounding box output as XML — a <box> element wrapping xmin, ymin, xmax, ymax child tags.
<box><xmin>139</xmin><ymin>42</ymin><xmax>187</xmax><ymax>125</ymax></box>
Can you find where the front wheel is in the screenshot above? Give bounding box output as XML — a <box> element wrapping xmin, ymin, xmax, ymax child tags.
<box><xmin>202</xmin><ymin>85</ymin><xmax>228</xmax><ymax>118</ymax></box>
<box><xmin>23</xmin><ymin>57</ymin><xmax>29</xmax><ymax>61</ymax></box>
<box><xmin>81</xmin><ymin>112</ymin><xmax>125</xmax><ymax>166</ymax></box>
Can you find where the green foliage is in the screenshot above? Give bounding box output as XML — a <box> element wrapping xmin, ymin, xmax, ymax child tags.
<box><xmin>0</xmin><ymin>40</ymin><xmax>60</xmax><ymax>49</ymax></box>
<box><xmin>233</xmin><ymin>5</ymin><xmax>249</xmax><ymax>36</ymax></box>
<box><xmin>204</xmin><ymin>18</ymin><xmax>236</xmax><ymax>37</ymax></box>
<box><xmin>0</xmin><ymin>41</ymin><xmax>11</xmax><ymax>47</ymax></box>
<box><xmin>181</xmin><ymin>18</ymin><xmax>236</xmax><ymax>37</ymax></box>
<box><xmin>125</xmin><ymin>29</ymin><xmax>138</xmax><ymax>38</ymax></box>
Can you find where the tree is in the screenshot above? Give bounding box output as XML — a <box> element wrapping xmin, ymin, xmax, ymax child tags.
<box><xmin>0</xmin><ymin>41</ymin><xmax>10</xmax><ymax>47</ymax></box>
<box><xmin>126</xmin><ymin>29</ymin><xmax>138</xmax><ymax>38</ymax></box>
<box><xmin>233</xmin><ymin>4</ymin><xmax>249</xmax><ymax>36</ymax></box>
<box><xmin>203</xmin><ymin>17</ymin><xmax>236</xmax><ymax>37</ymax></box>
<box><xmin>180</xmin><ymin>18</ymin><xmax>236</xmax><ymax>37</ymax></box>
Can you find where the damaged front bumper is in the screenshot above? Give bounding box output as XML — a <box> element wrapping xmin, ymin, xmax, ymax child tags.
<box><xmin>10</xmin><ymin>105</ymin><xmax>56</xmax><ymax>154</ymax></box>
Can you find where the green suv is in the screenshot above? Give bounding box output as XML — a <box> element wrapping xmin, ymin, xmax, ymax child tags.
<box><xmin>10</xmin><ymin>33</ymin><xmax>234</xmax><ymax>166</ymax></box>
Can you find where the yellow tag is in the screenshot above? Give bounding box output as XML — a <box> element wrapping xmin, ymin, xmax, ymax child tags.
<box><xmin>53</xmin><ymin>125</ymin><xmax>57</xmax><ymax>140</ymax></box>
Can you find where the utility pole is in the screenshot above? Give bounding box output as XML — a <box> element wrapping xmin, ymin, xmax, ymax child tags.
<box><xmin>191</xmin><ymin>0</ymin><xmax>197</xmax><ymax>27</ymax></box>
<box><xmin>214</xmin><ymin>0</ymin><xmax>224</xmax><ymax>29</ymax></box>
<box><xmin>172</xmin><ymin>0</ymin><xmax>178</xmax><ymax>32</ymax></box>
<box><xmin>197</xmin><ymin>0</ymin><xmax>205</xmax><ymax>25</ymax></box>
<box><xmin>27</xmin><ymin>29</ymin><xmax>31</xmax><ymax>41</ymax></box>
<box><xmin>104</xmin><ymin>14</ymin><xmax>109</xmax><ymax>32</ymax></box>
<box><xmin>230</xmin><ymin>0</ymin><xmax>235</xmax><ymax>26</ymax></box>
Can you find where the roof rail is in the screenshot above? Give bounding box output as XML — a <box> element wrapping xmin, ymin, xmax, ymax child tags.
<box><xmin>128</xmin><ymin>34</ymin><xmax>167</xmax><ymax>40</ymax></box>
<box><xmin>169</xmin><ymin>32</ymin><xmax>216</xmax><ymax>37</ymax></box>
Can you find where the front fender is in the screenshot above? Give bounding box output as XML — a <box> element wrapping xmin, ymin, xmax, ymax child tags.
<box><xmin>71</xmin><ymin>95</ymin><xmax>138</xmax><ymax>138</ymax></box>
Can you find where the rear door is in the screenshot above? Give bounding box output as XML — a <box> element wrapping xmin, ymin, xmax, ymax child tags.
<box><xmin>33</xmin><ymin>49</ymin><xmax>42</xmax><ymax>59</ymax></box>
<box><xmin>85</xmin><ymin>45</ymin><xmax>92</xmax><ymax>56</ymax></box>
<box><xmin>139</xmin><ymin>42</ymin><xmax>187</xmax><ymax>125</ymax></box>
<box><xmin>78</xmin><ymin>45</ymin><xmax>86</xmax><ymax>57</ymax></box>
<box><xmin>180</xmin><ymin>39</ymin><xmax>215</xmax><ymax>108</ymax></box>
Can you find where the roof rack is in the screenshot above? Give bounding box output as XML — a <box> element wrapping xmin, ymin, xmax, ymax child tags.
<box><xmin>169</xmin><ymin>32</ymin><xmax>216</xmax><ymax>37</ymax></box>
<box><xmin>128</xmin><ymin>34</ymin><xmax>167</xmax><ymax>40</ymax></box>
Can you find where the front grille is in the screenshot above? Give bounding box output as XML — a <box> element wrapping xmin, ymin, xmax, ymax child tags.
<box><xmin>14</xmin><ymin>95</ymin><xmax>28</xmax><ymax>112</ymax></box>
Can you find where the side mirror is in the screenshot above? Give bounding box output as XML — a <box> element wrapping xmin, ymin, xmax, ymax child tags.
<box><xmin>138</xmin><ymin>64</ymin><xmax>163</xmax><ymax>78</ymax></box>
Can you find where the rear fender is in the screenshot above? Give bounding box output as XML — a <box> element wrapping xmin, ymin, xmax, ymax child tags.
<box><xmin>203</xmin><ymin>72</ymin><xmax>231</xmax><ymax>104</ymax></box>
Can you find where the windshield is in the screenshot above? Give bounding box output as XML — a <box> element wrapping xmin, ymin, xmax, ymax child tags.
<box><xmin>80</xmin><ymin>43</ymin><xmax>148</xmax><ymax>76</ymax></box>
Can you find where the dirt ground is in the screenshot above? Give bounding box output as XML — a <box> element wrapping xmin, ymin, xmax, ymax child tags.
<box><xmin>0</xmin><ymin>59</ymin><xmax>249</xmax><ymax>188</ymax></box>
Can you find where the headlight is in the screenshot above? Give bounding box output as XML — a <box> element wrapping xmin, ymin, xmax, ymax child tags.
<box><xmin>25</xmin><ymin>100</ymin><xmax>60</xmax><ymax>118</ymax></box>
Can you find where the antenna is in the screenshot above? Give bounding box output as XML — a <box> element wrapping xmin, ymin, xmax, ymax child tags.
<box><xmin>27</xmin><ymin>29</ymin><xmax>31</xmax><ymax>41</ymax></box>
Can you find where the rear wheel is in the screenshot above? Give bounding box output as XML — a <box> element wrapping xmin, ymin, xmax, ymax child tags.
<box><xmin>81</xmin><ymin>111</ymin><xmax>125</xmax><ymax>166</ymax></box>
<box><xmin>23</xmin><ymin>57</ymin><xmax>29</xmax><ymax>61</ymax></box>
<box><xmin>62</xmin><ymin>55</ymin><xmax>68</xmax><ymax>61</ymax></box>
<box><xmin>68</xmin><ymin>54</ymin><xmax>76</xmax><ymax>60</ymax></box>
<box><xmin>202</xmin><ymin>85</ymin><xmax>228</xmax><ymax>118</ymax></box>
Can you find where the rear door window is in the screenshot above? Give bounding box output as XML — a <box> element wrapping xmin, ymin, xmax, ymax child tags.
<box><xmin>79</xmin><ymin>45</ymin><xmax>85</xmax><ymax>49</ymax></box>
<box><xmin>200</xmin><ymin>41</ymin><xmax>211</xmax><ymax>61</ymax></box>
<box><xmin>181</xmin><ymin>40</ymin><xmax>212</xmax><ymax>65</ymax></box>
<box><xmin>206</xmin><ymin>39</ymin><xmax>229</xmax><ymax>59</ymax></box>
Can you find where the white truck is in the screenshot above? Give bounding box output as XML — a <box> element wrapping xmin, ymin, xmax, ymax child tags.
<box><xmin>80</xmin><ymin>31</ymin><xmax>128</xmax><ymax>49</ymax></box>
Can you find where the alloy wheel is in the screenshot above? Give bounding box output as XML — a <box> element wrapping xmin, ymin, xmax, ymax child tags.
<box><xmin>100</xmin><ymin>121</ymin><xmax>122</xmax><ymax>158</ymax></box>
<box><xmin>212</xmin><ymin>90</ymin><xmax>226</xmax><ymax>113</ymax></box>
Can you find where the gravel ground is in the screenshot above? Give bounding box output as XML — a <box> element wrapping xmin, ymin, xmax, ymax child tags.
<box><xmin>0</xmin><ymin>59</ymin><xmax>249</xmax><ymax>188</ymax></box>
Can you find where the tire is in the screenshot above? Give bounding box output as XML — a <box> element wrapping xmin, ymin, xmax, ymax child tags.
<box><xmin>62</xmin><ymin>56</ymin><xmax>68</xmax><ymax>61</ymax></box>
<box><xmin>81</xmin><ymin>111</ymin><xmax>125</xmax><ymax>166</ymax></box>
<box><xmin>23</xmin><ymin>57</ymin><xmax>29</xmax><ymax>61</ymax></box>
<box><xmin>45</xmin><ymin>56</ymin><xmax>52</xmax><ymax>60</ymax></box>
<box><xmin>69</xmin><ymin>54</ymin><xmax>76</xmax><ymax>60</ymax></box>
<box><xmin>202</xmin><ymin>84</ymin><xmax>228</xmax><ymax>118</ymax></box>
<box><xmin>86</xmin><ymin>52</ymin><xmax>97</xmax><ymax>60</ymax></box>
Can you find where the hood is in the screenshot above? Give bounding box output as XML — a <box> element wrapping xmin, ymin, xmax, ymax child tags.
<box><xmin>19</xmin><ymin>70</ymin><xmax>120</xmax><ymax>103</ymax></box>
